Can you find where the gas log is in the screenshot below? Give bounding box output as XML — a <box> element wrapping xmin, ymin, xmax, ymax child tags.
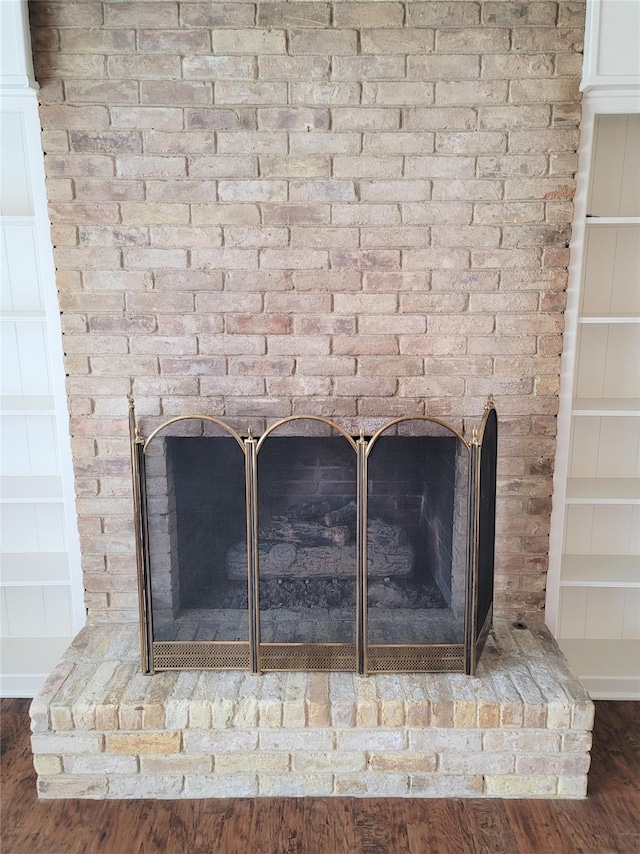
<box><xmin>226</xmin><ymin>501</ymin><xmax>413</xmax><ymax>580</ymax></box>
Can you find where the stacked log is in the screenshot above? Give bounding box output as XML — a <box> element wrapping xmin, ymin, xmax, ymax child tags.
<box><xmin>226</xmin><ymin>500</ymin><xmax>413</xmax><ymax>581</ymax></box>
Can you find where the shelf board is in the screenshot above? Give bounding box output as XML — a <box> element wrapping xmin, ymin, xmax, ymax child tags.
<box><xmin>585</xmin><ymin>217</ymin><xmax>640</xmax><ymax>225</ymax></box>
<box><xmin>0</xmin><ymin>215</ymin><xmax>36</xmax><ymax>224</ymax></box>
<box><xmin>0</xmin><ymin>476</ymin><xmax>63</xmax><ymax>502</ymax></box>
<box><xmin>0</xmin><ymin>396</ymin><xmax>55</xmax><ymax>414</ymax></box>
<box><xmin>0</xmin><ymin>579</ymin><xmax>72</xmax><ymax>588</ymax></box>
<box><xmin>572</xmin><ymin>398</ymin><xmax>640</xmax><ymax>416</ymax></box>
<box><xmin>579</xmin><ymin>314</ymin><xmax>640</xmax><ymax>324</ymax></box>
<box><xmin>0</xmin><ymin>311</ymin><xmax>46</xmax><ymax>322</ymax></box>
<box><xmin>0</xmin><ymin>552</ymin><xmax>70</xmax><ymax>584</ymax></box>
<box><xmin>565</xmin><ymin>478</ymin><xmax>640</xmax><ymax>504</ymax></box>
<box><xmin>558</xmin><ymin>638</ymin><xmax>640</xmax><ymax>682</ymax></box>
<box><xmin>560</xmin><ymin>554</ymin><xmax>640</xmax><ymax>587</ymax></box>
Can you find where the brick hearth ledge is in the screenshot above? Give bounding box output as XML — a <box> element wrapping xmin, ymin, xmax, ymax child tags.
<box><xmin>30</xmin><ymin>620</ymin><xmax>594</xmax><ymax>799</ymax></box>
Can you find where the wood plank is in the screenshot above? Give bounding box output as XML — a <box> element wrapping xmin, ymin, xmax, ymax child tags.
<box><xmin>588</xmin><ymin>701</ymin><xmax>640</xmax><ymax>836</ymax></box>
<box><xmin>248</xmin><ymin>797</ymin><xmax>305</xmax><ymax>853</ymax></box>
<box><xmin>404</xmin><ymin>799</ymin><xmax>470</xmax><ymax>853</ymax></box>
<box><xmin>459</xmin><ymin>799</ymin><xmax>521</xmax><ymax>854</ymax></box>
<box><xmin>353</xmin><ymin>798</ymin><xmax>409</xmax><ymax>853</ymax></box>
<box><xmin>554</xmin><ymin>801</ymin><xmax>620</xmax><ymax>854</ymax></box>
<box><xmin>302</xmin><ymin>797</ymin><xmax>357</xmax><ymax>854</ymax></box>
<box><xmin>503</xmin><ymin>800</ymin><xmax>575</xmax><ymax>854</ymax></box>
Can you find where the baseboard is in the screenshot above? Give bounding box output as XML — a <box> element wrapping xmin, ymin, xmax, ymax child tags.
<box><xmin>0</xmin><ymin>672</ymin><xmax>48</xmax><ymax>698</ymax></box>
<box><xmin>582</xmin><ymin>676</ymin><xmax>640</xmax><ymax>701</ymax></box>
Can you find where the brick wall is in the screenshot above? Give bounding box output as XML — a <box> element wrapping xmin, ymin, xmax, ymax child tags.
<box><xmin>29</xmin><ymin>1</ymin><xmax>585</xmax><ymax>622</ymax></box>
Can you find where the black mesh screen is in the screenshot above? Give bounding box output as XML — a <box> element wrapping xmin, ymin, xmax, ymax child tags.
<box><xmin>366</xmin><ymin>434</ymin><xmax>467</xmax><ymax>645</ymax></box>
<box><xmin>256</xmin><ymin>436</ymin><xmax>357</xmax><ymax>644</ymax></box>
<box><xmin>475</xmin><ymin>408</ymin><xmax>497</xmax><ymax>640</ymax></box>
<box><xmin>148</xmin><ymin>434</ymin><xmax>248</xmax><ymax>642</ymax></box>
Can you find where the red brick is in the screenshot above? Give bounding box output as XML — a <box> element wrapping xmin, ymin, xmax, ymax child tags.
<box><xmin>333</xmin><ymin>335</ymin><xmax>398</xmax><ymax>356</ymax></box>
<box><xmin>138</xmin><ymin>29</ymin><xmax>211</xmax><ymax>54</ymax></box>
<box><xmin>60</xmin><ymin>29</ymin><xmax>135</xmax><ymax>54</ymax></box>
<box><xmin>290</xmin><ymin>29</ymin><xmax>357</xmax><ymax>55</ymax></box>
<box><xmin>259</xmin><ymin>156</ymin><xmax>331</xmax><ymax>179</ymax></box>
<box><xmin>268</xmin><ymin>336</ymin><xmax>330</xmax><ymax>356</ymax></box>
<box><xmin>111</xmin><ymin>107</ymin><xmax>183</xmax><ymax>131</ymax></box>
<box><xmin>260</xmin><ymin>56</ymin><xmax>329</xmax><ymax>81</ymax></box>
<box><xmin>199</xmin><ymin>335</ymin><xmax>265</xmax><ymax>356</ymax></box>
<box><xmin>227</xmin><ymin>315</ymin><xmax>291</xmax><ymax>335</ymax></box>
<box><xmin>228</xmin><ymin>357</ymin><xmax>294</xmax><ymax>376</ymax></box>
<box><xmin>359</xmin><ymin>357</ymin><xmax>423</xmax><ymax>376</ymax></box>
<box><xmin>108</xmin><ymin>56</ymin><xmax>182</xmax><ymax>80</ymax></box>
<box><xmin>260</xmin><ymin>250</ymin><xmax>328</xmax><ymax>270</ymax></box>
<box><xmin>39</xmin><ymin>105</ymin><xmax>109</xmax><ymax>130</ymax></box>
<box><xmin>361</xmin><ymin>29</ymin><xmax>434</xmax><ymax>54</ymax></box>
<box><xmin>191</xmin><ymin>249</ymin><xmax>259</xmax><ymax>271</ymax></box>
<box><xmin>404</xmin><ymin>107</ymin><xmax>476</xmax><ymax>131</ymax></box>
<box><xmin>332</xmin><ymin>249</ymin><xmax>400</xmax><ymax>270</ymax></box>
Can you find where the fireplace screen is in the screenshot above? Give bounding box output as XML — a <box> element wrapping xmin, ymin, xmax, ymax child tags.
<box><xmin>130</xmin><ymin>400</ymin><xmax>497</xmax><ymax>675</ymax></box>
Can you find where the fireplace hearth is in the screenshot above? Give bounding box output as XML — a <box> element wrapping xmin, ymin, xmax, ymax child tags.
<box><xmin>129</xmin><ymin>399</ymin><xmax>497</xmax><ymax>676</ymax></box>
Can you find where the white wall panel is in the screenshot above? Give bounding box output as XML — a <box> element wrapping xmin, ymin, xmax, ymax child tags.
<box><xmin>2</xmin><ymin>584</ymin><xmax>73</xmax><ymax>638</ymax></box>
<box><xmin>1</xmin><ymin>322</ymin><xmax>53</xmax><ymax>396</ymax></box>
<box><xmin>1</xmin><ymin>222</ymin><xmax>43</xmax><ymax>311</ymax></box>
<box><xmin>588</xmin><ymin>115</ymin><xmax>640</xmax><ymax>216</ymax></box>
<box><xmin>43</xmin><ymin>586</ymin><xmax>73</xmax><ymax>637</ymax></box>
<box><xmin>585</xmin><ymin>587</ymin><xmax>626</xmax><ymax>639</ymax></box>
<box><xmin>16</xmin><ymin>322</ymin><xmax>52</xmax><ymax>395</ymax></box>
<box><xmin>0</xmin><ymin>503</ymin><xmax>66</xmax><ymax>552</ymax></box>
<box><xmin>0</xmin><ymin>415</ymin><xmax>30</xmax><ymax>475</ymax></box>
<box><xmin>0</xmin><ymin>415</ymin><xmax>59</xmax><ymax>476</ymax></box>
<box><xmin>3</xmin><ymin>586</ymin><xmax>47</xmax><ymax>638</ymax></box>
<box><xmin>575</xmin><ymin>325</ymin><xmax>640</xmax><ymax>399</ymax></box>
<box><xmin>565</xmin><ymin>504</ymin><xmax>640</xmax><ymax>554</ymax></box>
<box><xmin>581</xmin><ymin>226</ymin><xmax>640</xmax><ymax>316</ymax></box>
<box><xmin>570</xmin><ymin>417</ymin><xmax>640</xmax><ymax>478</ymax></box>
<box><xmin>0</xmin><ymin>589</ymin><xmax>9</xmax><ymax>636</ymax></box>
<box><xmin>26</xmin><ymin>415</ymin><xmax>59</xmax><ymax>476</ymax></box>
<box><xmin>0</xmin><ymin>113</ymin><xmax>32</xmax><ymax>216</ymax></box>
<box><xmin>560</xmin><ymin>586</ymin><xmax>637</xmax><ymax>641</ymax></box>
<box><xmin>34</xmin><ymin>504</ymin><xmax>68</xmax><ymax>552</ymax></box>
<box><xmin>559</xmin><ymin>587</ymin><xmax>588</xmax><ymax>637</ymax></box>
<box><xmin>623</xmin><ymin>588</ymin><xmax>640</xmax><ymax>639</ymax></box>
<box><xmin>563</xmin><ymin>505</ymin><xmax>595</xmax><ymax>554</ymax></box>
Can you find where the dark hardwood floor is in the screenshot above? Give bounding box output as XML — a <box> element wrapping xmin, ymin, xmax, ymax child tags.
<box><xmin>1</xmin><ymin>698</ymin><xmax>638</xmax><ymax>853</ymax></box>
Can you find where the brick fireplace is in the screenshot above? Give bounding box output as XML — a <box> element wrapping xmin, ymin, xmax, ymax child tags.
<box><xmin>28</xmin><ymin>0</ymin><xmax>592</xmax><ymax>799</ymax></box>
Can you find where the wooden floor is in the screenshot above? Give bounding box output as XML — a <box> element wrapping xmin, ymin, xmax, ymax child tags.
<box><xmin>1</xmin><ymin>699</ymin><xmax>638</xmax><ymax>853</ymax></box>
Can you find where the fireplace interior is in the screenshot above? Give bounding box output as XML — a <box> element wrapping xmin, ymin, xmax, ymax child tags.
<box><xmin>155</xmin><ymin>433</ymin><xmax>466</xmax><ymax>650</ymax></box>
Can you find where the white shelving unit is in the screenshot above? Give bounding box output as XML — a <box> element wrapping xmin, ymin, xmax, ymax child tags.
<box><xmin>547</xmin><ymin>1</ymin><xmax>640</xmax><ymax>699</ymax></box>
<box><xmin>0</xmin><ymin>0</ymin><xmax>84</xmax><ymax>697</ymax></box>
<box><xmin>548</xmin><ymin>108</ymin><xmax>640</xmax><ymax>699</ymax></box>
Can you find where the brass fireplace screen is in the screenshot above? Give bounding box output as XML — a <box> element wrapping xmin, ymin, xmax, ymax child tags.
<box><xmin>129</xmin><ymin>398</ymin><xmax>497</xmax><ymax>676</ymax></box>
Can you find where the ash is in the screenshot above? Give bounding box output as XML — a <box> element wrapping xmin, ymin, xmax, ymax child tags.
<box><xmin>211</xmin><ymin>575</ymin><xmax>447</xmax><ymax>611</ymax></box>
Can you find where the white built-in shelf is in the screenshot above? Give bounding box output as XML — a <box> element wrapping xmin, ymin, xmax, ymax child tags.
<box><xmin>572</xmin><ymin>398</ymin><xmax>640</xmax><ymax>416</ymax></box>
<box><xmin>565</xmin><ymin>478</ymin><xmax>640</xmax><ymax>504</ymax></box>
<box><xmin>560</xmin><ymin>554</ymin><xmax>640</xmax><ymax>588</ymax></box>
<box><xmin>0</xmin><ymin>396</ymin><xmax>55</xmax><ymax>414</ymax></box>
<box><xmin>579</xmin><ymin>315</ymin><xmax>640</xmax><ymax>324</ymax></box>
<box><xmin>0</xmin><ymin>476</ymin><xmax>63</xmax><ymax>502</ymax></box>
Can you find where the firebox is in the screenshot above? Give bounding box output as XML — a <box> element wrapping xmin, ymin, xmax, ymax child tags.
<box><xmin>129</xmin><ymin>399</ymin><xmax>497</xmax><ymax>676</ymax></box>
